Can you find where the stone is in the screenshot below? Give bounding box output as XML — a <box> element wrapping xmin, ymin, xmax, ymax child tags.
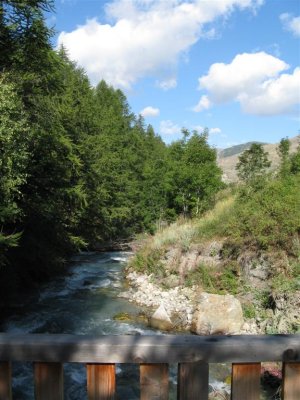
<box><xmin>150</xmin><ymin>303</ymin><xmax>173</xmax><ymax>331</ymax></box>
<box><xmin>162</xmin><ymin>274</ymin><xmax>180</xmax><ymax>288</ymax></box>
<box><xmin>191</xmin><ymin>293</ymin><xmax>244</xmax><ymax>335</ymax></box>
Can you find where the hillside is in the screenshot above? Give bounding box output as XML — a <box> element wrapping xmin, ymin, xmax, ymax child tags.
<box><xmin>218</xmin><ymin>141</ymin><xmax>267</xmax><ymax>158</ymax></box>
<box><xmin>218</xmin><ymin>136</ymin><xmax>300</xmax><ymax>182</ymax></box>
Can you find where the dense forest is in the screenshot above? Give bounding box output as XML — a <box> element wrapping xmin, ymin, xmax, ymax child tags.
<box><xmin>0</xmin><ymin>1</ymin><xmax>223</xmax><ymax>304</ymax></box>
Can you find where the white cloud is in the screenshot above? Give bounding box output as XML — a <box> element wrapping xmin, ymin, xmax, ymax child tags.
<box><xmin>210</xmin><ymin>127</ymin><xmax>221</xmax><ymax>134</ymax></box>
<box><xmin>280</xmin><ymin>13</ymin><xmax>300</xmax><ymax>37</ymax></box>
<box><xmin>240</xmin><ymin>67</ymin><xmax>300</xmax><ymax>115</ymax></box>
<box><xmin>160</xmin><ymin>120</ymin><xmax>181</xmax><ymax>135</ymax></box>
<box><xmin>194</xmin><ymin>52</ymin><xmax>300</xmax><ymax>115</ymax></box>
<box><xmin>193</xmin><ymin>126</ymin><xmax>223</xmax><ymax>136</ymax></box>
<box><xmin>157</xmin><ymin>78</ymin><xmax>177</xmax><ymax>90</ymax></box>
<box><xmin>57</xmin><ymin>0</ymin><xmax>263</xmax><ymax>88</ymax></box>
<box><xmin>140</xmin><ymin>106</ymin><xmax>160</xmax><ymax>117</ymax></box>
<box><xmin>192</xmin><ymin>95</ymin><xmax>212</xmax><ymax>112</ymax></box>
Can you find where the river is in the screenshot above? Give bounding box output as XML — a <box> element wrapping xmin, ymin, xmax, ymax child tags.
<box><xmin>0</xmin><ymin>251</ymin><xmax>243</xmax><ymax>399</ymax></box>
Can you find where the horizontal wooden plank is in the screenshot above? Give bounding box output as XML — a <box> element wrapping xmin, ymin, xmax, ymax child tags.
<box><xmin>0</xmin><ymin>334</ymin><xmax>299</xmax><ymax>364</ymax></box>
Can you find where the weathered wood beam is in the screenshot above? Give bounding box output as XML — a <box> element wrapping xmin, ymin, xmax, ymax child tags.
<box><xmin>34</xmin><ymin>362</ymin><xmax>63</xmax><ymax>400</ymax></box>
<box><xmin>231</xmin><ymin>363</ymin><xmax>261</xmax><ymax>400</ymax></box>
<box><xmin>282</xmin><ymin>362</ymin><xmax>300</xmax><ymax>400</ymax></box>
<box><xmin>0</xmin><ymin>362</ymin><xmax>12</xmax><ymax>400</ymax></box>
<box><xmin>0</xmin><ymin>334</ymin><xmax>299</xmax><ymax>364</ymax></box>
<box><xmin>140</xmin><ymin>364</ymin><xmax>169</xmax><ymax>400</ymax></box>
<box><xmin>86</xmin><ymin>364</ymin><xmax>116</xmax><ymax>400</ymax></box>
<box><xmin>177</xmin><ymin>361</ymin><xmax>209</xmax><ymax>400</ymax></box>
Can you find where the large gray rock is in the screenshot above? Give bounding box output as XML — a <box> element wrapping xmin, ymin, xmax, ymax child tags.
<box><xmin>191</xmin><ymin>293</ymin><xmax>244</xmax><ymax>335</ymax></box>
<box><xmin>150</xmin><ymin>304</ymin><xmax>173</xmax><ymax>331</ymax></box>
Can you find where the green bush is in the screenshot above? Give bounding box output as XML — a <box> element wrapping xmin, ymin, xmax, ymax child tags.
<box><xmin>229</xmin><ymin>175</ymin><xmax>300</xmax><ymax>249</ymax></box>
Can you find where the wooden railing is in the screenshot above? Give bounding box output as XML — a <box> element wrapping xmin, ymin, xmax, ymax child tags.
<box><xmin>0</xmin><ymin>334</ymin><xmax>299</xmax><ymax>399</ymax></box>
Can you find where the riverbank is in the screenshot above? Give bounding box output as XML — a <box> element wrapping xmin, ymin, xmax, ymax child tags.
<box><xmin>119</xmin><ymin>269</ymin><xmax>260</xmax><ymax>334</ymax></box>
<box><xmin>121</xmin><ymin>191</ymin><xmax>300</xmax><ymax>335</ymax></box>
<box><xmin>121</xmin><ymin>244</ymin><xmax>300</xmax><ymax>335</ymax></box>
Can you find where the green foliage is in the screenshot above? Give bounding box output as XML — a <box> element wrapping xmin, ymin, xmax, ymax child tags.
<box><xmin>242</xmin><ymin>303</ymin><xmax>256</xmax><ymax>319</ymax></box>
<box><xmin>236</xmin><ymin>143</ymin><xmax>271</xmax><ymax>184</ymax></box>
<box><xmin>290</xmin><ymin>143</ymin><xmax>300</xmax><ymax>175</ymax></box>
<box><xmin>230</xmin><ymin>175</ymin><xmax>300</xmax><ymax>249</ymax></box>
<box><xmin>277</xmin><ymin>137</ymin><xmax>292</xmax><ymax>177</ymax></box>
<box><xmin>0</xmin><ymin>0</ymin><xmax>224</xmax><ymax>306</ymax></box>
<box><xmin>0</xmin><ymin>75</ymin><xmax>29</xmax><ymax>266</ymax></box>
<box><xmin>168</xmin><ymin>129</ymin><xmax>223</xmax><ymax>217</ymax></box>
<box><xmin>271</xmin><ymin>261</ymin><xmax>300</xmax><ymax>294</ymax></box>
<box><xmin>185</xmin><ymin>263</ymin><xmax>239</xmax><ymax>294</ymax></box>
<box><xmin>130</xmin><ymin>247</ymin><xmax>165</xmax><ymax>277</ymax></box>
<box><xmin>278</xmin><ymin>137</ymin><xmax>290</xmax><ymax>160</ymax></box>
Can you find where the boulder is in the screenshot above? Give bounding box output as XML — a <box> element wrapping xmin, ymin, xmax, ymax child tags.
<box><xmin>191</xmin><ymin>293</ymin><xmax>244</xmax><ymax>335</ymax></box>
<box><xmin>150</xmin><ymin>304</ymin><xmax>173</xmax><ymax>331</ymax></box>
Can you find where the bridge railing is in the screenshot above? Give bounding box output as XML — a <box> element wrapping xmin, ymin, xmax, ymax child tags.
<box><xmin>0</xmin><ymin>334</ymin><xmax>299</xmax><ymax>399</ymax></box>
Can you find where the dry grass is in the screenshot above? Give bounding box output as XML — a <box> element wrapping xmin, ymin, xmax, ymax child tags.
<box><xmin>148</xmin><ymin>193</ymin><xmax>236</xmax><ymax>252</ymax></box>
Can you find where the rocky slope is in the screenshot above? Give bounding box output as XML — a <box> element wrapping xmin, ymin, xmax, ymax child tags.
<box><xmin>120</xmin><ymin>240</ymin><xmax>300</xmax><ymax>335</ymax></box>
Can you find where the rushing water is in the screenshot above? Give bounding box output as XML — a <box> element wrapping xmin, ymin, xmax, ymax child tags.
<box><xmin>1</xmin><ymin>251</ymin><xmax>250</xmax><ymax>399</ymax></box>
<box><xmin>1</xmin><ymin>251</ymin><xmax>164</xmax><ymax>399</ymax></box>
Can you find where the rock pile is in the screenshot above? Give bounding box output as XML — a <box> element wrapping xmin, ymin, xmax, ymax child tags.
<box><xmin>120</xmin><ymin>271</ymin><xmax>196</xmax><ymax>329</ymax></box>
<box><xmin>119</xmin><ymin>271</ymin><xmax>261</xmax><ymax>334</ymax></box>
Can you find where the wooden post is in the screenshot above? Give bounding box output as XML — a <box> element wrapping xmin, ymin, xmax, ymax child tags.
<box><xmin>282</xmin><ymin>363</ymin><xmax>300</xmax><ymax>400</ymax></box>
<box><xmin>140</xmin><ymin>364</ymin><xmax>169</xmax><ymax>400</ymax></box>
<box><xmin>178</xmin><ymin>361</ymin><xmax>209</xmax><ymax>400</ymax></box>
<box><xmin>231</xmin><ymin>363</ymin><xmax>261</xmax><ymax>400</ymax></box>
<box><xmin>86</xmin><ymin>364</ymin><xmax>116</xmax><ymax>400</ymax></box>
<box><xmin>34</xmin><ymin>362</ymin><xmax>63</xmax><ymax>400</ymax></box>
<box><xmin>0</xmin><ymin>362</ymin><xmax>12</xmax><ymax>400</ymax></box>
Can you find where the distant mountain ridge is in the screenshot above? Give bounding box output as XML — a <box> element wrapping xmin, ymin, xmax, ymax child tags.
<box><xmin>219</xmin><ymin>141</ymin><xmax>268</xmax><ymax>158</ymax></box>
<box><xmin>218</xmin><ymin>135</ymin><xmax>300</xmax><ymax>182</ymax></box>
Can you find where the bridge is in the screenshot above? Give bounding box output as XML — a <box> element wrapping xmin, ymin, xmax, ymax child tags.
<box><xmin>0</xmin><ymin>334</ymin><xmax>299</xmax><ymax>399</ymax></box>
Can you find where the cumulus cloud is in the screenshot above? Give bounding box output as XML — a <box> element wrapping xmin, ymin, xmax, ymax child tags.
<box><xmin>240</xmin><ymin>67</ymin><xmax>300</xmax><ymax>115</ymax></box>
<box><xmin>194</xmin><ymin>52</ymin><xmax>300</xmax><ymax>115</ymax></box>
<box><xmin>280</xmin><ymin>13</ymin><xmax>300</xmax><ymax>37</ymax></box>
<box><xmin>140</xmin><ymin>106</ymin><xmax>160</xmax><ymax>117</ymax></box>
<box><xmin>160</xmin><ymin>120</ymin><xmax>181</xmax><ymax>135</ymax></box>
<box><xmin>192</xmin><ymin>95</ymin><xmax>212</xmax><ymax>112</ymax></box>
<box><xmin>57</xmin><ymin>0</ymin><xmax>263</xmax><ymax>88</ymax></box>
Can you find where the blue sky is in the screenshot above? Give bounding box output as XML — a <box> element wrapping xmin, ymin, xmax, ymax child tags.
<box><xmin>50</xmin><ymin>0</ymin><xmax>300</xmax><ymax>148</ymax></box>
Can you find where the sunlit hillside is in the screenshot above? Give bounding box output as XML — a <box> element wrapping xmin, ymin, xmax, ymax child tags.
<box><xmin>218</xmin><ymin>135</ymin><xmax>300</xmax><ymax>182</ymax></box>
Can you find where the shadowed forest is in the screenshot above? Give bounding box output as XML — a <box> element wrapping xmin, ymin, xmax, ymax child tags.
<box><xmin>0</xmin><ymin>1</ymin><xmax>223</xmax><ymax>305</ymax></box>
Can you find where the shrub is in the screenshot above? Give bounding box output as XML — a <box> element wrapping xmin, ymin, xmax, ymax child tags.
<box><xmin>229</xmin><ymin>175</ymin><xmax>300</xmax><ymax>249</ymax></box>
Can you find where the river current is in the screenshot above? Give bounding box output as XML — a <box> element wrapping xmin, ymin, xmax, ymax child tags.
<box><xmin>1</xmin><ymin>251</ymin><xmax>161</xmax><ymax>399</ymax></box>
<box><xmin>1</xmin><ymin>251</ymin><xmax>231</xmax><ymax>399</ymax></box>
